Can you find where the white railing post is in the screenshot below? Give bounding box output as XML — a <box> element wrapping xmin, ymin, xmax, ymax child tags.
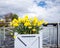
<box><xmin>4</xmin><ymin>27</ymin><xmax>5</xmax><ymax>40</ymax></box>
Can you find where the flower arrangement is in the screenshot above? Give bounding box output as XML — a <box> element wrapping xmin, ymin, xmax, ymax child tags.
<box><xmin>10</xmin><ymin>15</ymin><xmax>47</xmax><ymax>34</ymax></box>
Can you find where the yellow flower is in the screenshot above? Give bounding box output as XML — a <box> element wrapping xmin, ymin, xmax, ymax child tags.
<box><xmin>12</xmin><ymin>18</ymin><xmax>18</xmax><ymax>23</ymax></box>
<box><xmin>18</xmin><ymin>17</ymin><xmax>22</xmax><ymax>23</ymax></box>
<box><xmin>24</xmin><ymin>22</ymin><xmax>31</xmax><ymax>26</ymax></box>
<box><xmin>24</xmin><ymin>15</ymin><xmax>28</xmax><ymax>19</ymax></box>
<box><xmin>10</xmin><ymin>22</ymin><xmax>13</xmax><ymax>26</ymax></box>
<box><xmin>24</xmin><ymin>22</ymin><xmax>28</xmax><ymax>26</ymax></box>
<box><xmin>37</xmin><ymin>19</ymin><xmax>44</xmax><ymax>26</ymax></box>
<box><xmin>44</xmin><ymin>21</ymin><xmax>48</xmax><ymax>24</ymax></box>
<box><xmin>10</xmin><ymin>32</ymin><xmax>13</xmax><ymax>35</ymax></box>
<box><xmin>13</xmin><ymin>35</ymin><xmax>17</xmax><ymax>39</ymax></box>
<box><xmin>33</xmin><ymin>24</ymin><xmax>36</xmax><ymax>26</ymax></box>
<box><xmin>29</xmin><ymin>18</ymin><xmax>33</xmax><ymax>21</ymax></box>
<box><xmin>27</xmin><ymin>22</ymin><xmax>31</xmax><ymax>26</ymax></box>
<box><xmin>10</xmin><ymin>18</ymin><xmax>19</xmax><ymax>27</ymax></box>
<box><xmin>21</xmin><ymin>17</ymin><xmax>29</xmax><ymax>23</ymax></box>
<box><xmin>23</xmin><ymin>15</ymin><xmax>28</xmax><ymax>21</ymax></box>
<box><xmin>13</xmin><ymin>23</ymin><xmax>19</xmax><ymax>27</ymax></box>
<box><xmin>32</xmin><ymin>16</ymin><xmax>38</xmax><ymax>26</ymax></box>
<box><xmin>33</xmin><ymin>17</ymin><xmax>38</xmax><ymax>23</ymax></box>
<box><xmin>28</xmin><ymin>26</ymin><xmax>32</xmax><ymax>29</ymax></box>
<box><xmin>32</xmin><ymin>29</ymin><xmax>36</xmax><ymax>32</ymax></box>
<box><xmin>21</xmin><ymin>18</ymin><xmax>25</xmax><ymax>23</ymax></box>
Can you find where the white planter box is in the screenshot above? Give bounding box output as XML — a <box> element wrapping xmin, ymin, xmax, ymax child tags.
<box><xmin>14</xmin><ymin>32</ymin><xmax>42</xmax><ymax>48</ymax></box>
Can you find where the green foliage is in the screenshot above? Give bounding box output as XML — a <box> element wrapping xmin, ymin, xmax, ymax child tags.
<box><xmin>13</xmin><ymin>23</ymin><xmax>43</xmax><ymax>34</ymax></box>
<box><xmin>12</xmin><ymin>14</ymin><xmax>18</xmax><ymax>20</ymax></box>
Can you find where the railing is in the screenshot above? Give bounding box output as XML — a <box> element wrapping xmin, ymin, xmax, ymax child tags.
<box><xmin>0</xmin><ymin>27</ymin><xmax>14</xmax><ymax>48</ymax></box>
<box><xmin>43</xmin><ymin>23</ymin><xmax>60</xmax><ymax>48</ymax></box>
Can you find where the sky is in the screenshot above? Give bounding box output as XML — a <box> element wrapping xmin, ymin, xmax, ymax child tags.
<box><xmin>0</xmin><ymin>0</ymin><xmax>60</xmax><ymax>23</ymax></box>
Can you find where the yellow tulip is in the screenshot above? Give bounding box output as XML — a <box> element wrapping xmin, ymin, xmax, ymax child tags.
<box><xmin>13</xmin><ymin>35</ymin><xmax>17</xmax><ymax>39</ymax></box>
<box><xmin>41</xmin><ymin>19</ymin><xmax>44</xmax><ymax>23</ymax></box>
<box><xmin>32</xmin><ymin>29</ymin><xmax>36</xmax><ymax>32</ymax></box>
<box><xmin>34</xmin><ymin>17</ymin><xmax>38</xmax><ymax>23</ymax></box>
<box><xmin>10</xmin><ymin>22</ymin><xmax>13</xmax><ymax>26</ymax></box>
<box><xmin>27</xmin><ymin>22</ymin><xmax>31</xmax><ymax>26</ymax></box>
<box><xmin>18</xmin><ymin>17</ymin><xmax>22</xmax><ymax>23</ymax></box>
<box><xmin>28</xmin><ymin>26</ymin><xmax>32</xmax><ymax>29</ymax></box>
<box><xmin>10</xmin><ymin>18</ymin><xmax>19</xmax><ymax>27</ymax></box>
<box><xmin>10</xmin><ymin>32</ymin><xmax>13</xmax><ymax>35</ymax></box>
<box><xmin>44</xmin><ymin>21</ymin><xmax>48</xmax><ymax>24</ymax></box>
<box><xmin>23</xmin><ymin>15</ymin><xmax>28</xmax><ymax>22</ymax></box>
<box><xmin>21</xmin><ymin>18</ymin><xmax>25</xmax><ymax>23</ymax></box>
<box><xmin>32</xmin><ymin>16</ymin><xmax>38</xmax><ymax>26</ymax></box>
<box><xmin>24</xmin><ymin>22</ymin><xmax>28</xmax><ymax>26</ymax></box>
<box><xmin>37</xmin><ymin>22</ymin><xmax>42</xmax><ymax>26</ymax></box>
<box><xmin>24</xmin><ymin>22</ymin><xmax>31</xmax><ymax>26</ymax></box>
<box><xmin>37</xmin><ymin>19</ymin><xmax>44</xmax><ymax>26</ymax></box>
<box><xmin>24</xmin><ymin>15</ymin><xmax>28</xmax><ymax>19</ymax></box>
<box><xmin>29</xmin><ymin>18</ymin><xmax>33</xmax><ymax>21</ymax></box>
<box><xmin>12</xmin><ymin>18</ymin><xmax>18</xmax><ymax>23</ymax></box>
<box><xmin>33</xmin><ymin>24</ymin><xmax>36</xmax><ymax>26</ymax></box>
<box><xmin>13</xmin><ymin>23</ymin><xmax>19</xmax><ymax>27</ymax></box>
<box><xmin>21</xmin><ymin>17</ymin><xmax>29</xmax><ymax>23</ymax></box>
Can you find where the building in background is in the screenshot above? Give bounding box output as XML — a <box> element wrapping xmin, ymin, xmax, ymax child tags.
<box><xmin>0</xmin><ymin>13</ymin><xmax>18</xmax><ymax>27</ymax></box>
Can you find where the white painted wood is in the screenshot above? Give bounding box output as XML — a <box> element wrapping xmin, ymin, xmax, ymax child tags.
<box><xmin>14</xmin><ymin>31</ymin><xmax>42</xmax><ymax>48</ymax></box>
